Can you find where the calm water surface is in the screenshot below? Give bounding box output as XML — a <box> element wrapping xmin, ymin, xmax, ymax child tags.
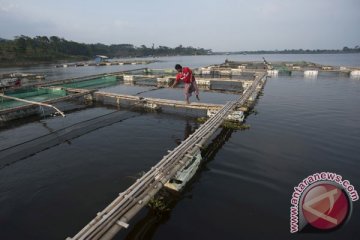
<box><xmin>0</xmin><ymin>54</ymin><xmax>359</xmax><ymax>239</ymax></box>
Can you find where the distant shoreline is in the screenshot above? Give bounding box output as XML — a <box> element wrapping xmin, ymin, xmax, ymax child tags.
<box><xmin>1</xmin><ymin>35</ymin><xmax>358</xmax><ymax>68</ymax></box>
<box><xmin>1</xmin><ymin>52</ymin><xmax>359</xmax><ymax>68</ymax></box>
<box><xmin>0</xmin><ymin>57</ymin><xmax>90</xmax><ymax>68</ymax></box>
<box><xmin>214</xmin><ymin>51</ymin><xmax>360</xmax><ymax>55</ymax></box>
<box><xmin>0</xmin><ymin>60</ymin><xmax>64</xmax><ymax>68</ymax></box>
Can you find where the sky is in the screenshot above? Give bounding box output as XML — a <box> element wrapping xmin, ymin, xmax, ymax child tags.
<box><xmin>0</xmin><ymin>0</ymin><xmax>359</xmax><ymax>51</ymax></box>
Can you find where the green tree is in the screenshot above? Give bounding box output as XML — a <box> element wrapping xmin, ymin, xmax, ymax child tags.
<box><xmin>14</xmin><ymin>36</ymin><xmax>27</xmax><ymax>54</ymax></box>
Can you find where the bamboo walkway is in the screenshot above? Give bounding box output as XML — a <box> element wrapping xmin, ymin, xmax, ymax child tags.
<box><xmin>94</xmin><ymin>91</ymin><xmax>247</xmax><ymax>112</ymax></box>
<box><xmin>67</xmin><ymin>72</ymin><xmax>267</xmax><ymax>240</ymax></box>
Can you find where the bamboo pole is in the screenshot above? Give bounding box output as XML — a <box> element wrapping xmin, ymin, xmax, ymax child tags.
<box><xmin>0</xmin><ymin>93</ymin><xmax>65</xmax><ymax>117</ymax></box>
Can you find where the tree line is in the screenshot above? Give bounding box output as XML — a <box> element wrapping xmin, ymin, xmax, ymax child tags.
<box><xmin>1</xmin><ymin>35</ymin><xmax>358</xmax><ymax>66</ymax></box>
<box><xmin>0</xmin><ymin>35</ymin><xmax>212</xmax><ymax>65</ymax></box>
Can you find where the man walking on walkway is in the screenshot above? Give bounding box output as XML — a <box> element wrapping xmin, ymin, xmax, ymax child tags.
<box><xmin>171</xmin><ymin>64</ymin><xmax>200</xmax><ymax>104</ymax></box>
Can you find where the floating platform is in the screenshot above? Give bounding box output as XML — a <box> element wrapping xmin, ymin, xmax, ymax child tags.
<box><xmin>0</xmin><ymin>72</ymin><xmax>46</xmax><ymax>89</ymax></box>
<box><xmin>219</xmin><ymin>60</ymin><xmax>360</xmax><ymax>78</ymax></box>
<box><xmin>94</xmin><ymin>91</ymin><xmax>248</xmax><ymax>117</ymax></box>
<box><xmin>0</xmin><ymin>66</ymin><xmax>266</xmax><ymax>123</ymax></box>
<box><xmin>0</xmin><ymin>87</ymin><xmax>93</xmax><ymax>121</ymax></box>
<box><xmin>67</xmin><ymin>68</ymin><xmax>267</xmax><ymax>240</ymax></box>
<box><xmin>54</xmin><ymin>60</ymin><xmax>158</xmax><ymax>68</ymax></box>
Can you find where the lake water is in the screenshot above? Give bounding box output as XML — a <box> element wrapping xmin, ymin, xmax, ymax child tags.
<box><xmin>0</xmin><ymin>54</ymin><xmax>359</xmax><ymax>240</ymax></box>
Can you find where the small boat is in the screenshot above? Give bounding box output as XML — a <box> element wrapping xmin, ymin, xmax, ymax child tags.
<box><xmin>164</xmin><ymin>152</ymin><xmax>202</xmax><ymax>192</ymax></box>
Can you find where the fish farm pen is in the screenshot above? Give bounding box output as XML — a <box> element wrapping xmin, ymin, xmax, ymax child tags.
<box><xmin>0</xmin><ymin>64</ymin><xmax>266</xmax><ymax>123</ymax></box>
<box><xmin>0</xmin><ymin>60</ymin><xmax>359</xmax><ymax>239</ymax></box>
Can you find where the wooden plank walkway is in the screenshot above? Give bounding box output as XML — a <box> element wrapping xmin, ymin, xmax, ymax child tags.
<box><xmin>94</xmin><ymin>91</ymin><xmax>248</xmax><ymax>112</ymax></box>
<box><xmin>95</xmin><ymin>92</ymin><xmax>222</xmax><ymax>109</ymax></box>
<box><xmin>67</xmin><ymin>73</ymin><xmax>266</xmax><ymax>240</ymax></box>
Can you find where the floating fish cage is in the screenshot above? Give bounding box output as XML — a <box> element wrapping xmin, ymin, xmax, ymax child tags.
<box><xmin>0</xmin><ymin>87</ymin><xmax>67</xmax><ymax>109</ymax></box>
<box><xmin>350</xmin><ymin>70</ymin><xmax>360</xmax><ymax>79</ymax></box>
<box><xmin>52</xmin><ymin>75</ymin><xmax>119</xmax><ymax>89</ymax></box>
<box><xmin>209</xmin><ymin>79</ymin><xmax>244</xmax><ymax>92</ymax></box>
<box><xmin>0</xmin><ymin>87</ymin><xmax>92</xmax><ymax>121</ymax></box>
<box><xmin>0</xmin><ymin>64</ymin><xmax>267</xmax><ymax>124</ymax></box>
<box><xmin>0</xmin><ymin>64</ymin><xmax>268</xmax><ymax>240</ymax></box>
<box><xmin>197</xmin><ymin>66</ymin><xmax>263</xmax><ymax>79</ymax></box>
<box><xmin>121</xmin><ymin>75</ymin><xmax>160</xmax><ymax>87</ymax></box>
<box><xmin>272</xmin><ymin>66</ymin><xmax>292</xmax><ymax>76</ymax></box>
<box><xmin>143</xmin><ymin>68</ymin><xmax>177</xmax><ymax>75</ymax></box>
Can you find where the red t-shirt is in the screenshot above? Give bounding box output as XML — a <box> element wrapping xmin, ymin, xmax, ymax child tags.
<box><xmin>176</xmin><ymin>67</ymin><xmax>193</xmax><ymax>83</ymax></box>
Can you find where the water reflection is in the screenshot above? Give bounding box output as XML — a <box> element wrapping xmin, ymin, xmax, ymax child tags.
<box><xmin>174</xmin><ymin>120</ymin><xmax>197</xmax><ymax>145</ymax></box>
<box><xmin>303</xmin><ymin>75</ymin><xmax>318</xmax><ymax>80</ymax></box>
<box><xmin>350</xmin><ymin>75</ymin><xmax>360</xmax><ymax>80</ymax></box>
